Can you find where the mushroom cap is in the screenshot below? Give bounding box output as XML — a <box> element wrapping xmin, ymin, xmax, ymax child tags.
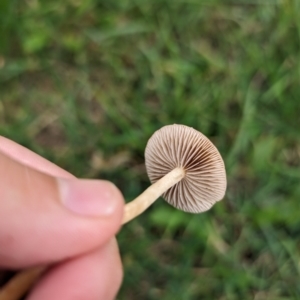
<box><xmin>145</xmin><ymin>124</ymin><xmax>227</xmax><ymax>213</ymax></box>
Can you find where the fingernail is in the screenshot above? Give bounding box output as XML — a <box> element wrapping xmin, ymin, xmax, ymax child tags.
<box><xmin>57</xmin><ymin>179</ymin><xmax>121</xmax><ymax>217</ymax></box>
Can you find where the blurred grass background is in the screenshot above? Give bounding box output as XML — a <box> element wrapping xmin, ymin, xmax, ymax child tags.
<box><xmin>1</xmin><ymin>0</ymin><xmax>300</xmax><ymax>299</ymax></box>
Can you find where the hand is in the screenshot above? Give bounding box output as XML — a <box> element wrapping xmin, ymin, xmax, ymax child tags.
<box><xmin>0</xmin><ymin>136</ymin><xmax>124</xmax><ymax>300</ymax></box>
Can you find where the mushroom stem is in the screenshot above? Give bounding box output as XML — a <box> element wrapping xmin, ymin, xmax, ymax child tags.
<box><xmin>122</xmin><ymin>167</ymin><xmax>185</xmax><ymax>224</ymax></box>
<box><xmin>0</xmin><ymin>267</ymin><xmax>45</xmax><ymax>300</ymax></box>
<box><xmin>0</xmin><ymin>167</ymin><xmax>185</xmax><ymax>300</ymax></box>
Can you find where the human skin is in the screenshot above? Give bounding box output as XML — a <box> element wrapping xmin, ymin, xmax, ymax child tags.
<box><xmin>0</xmin><ymin>136</ymin><xmax>124</xmax><ymax>300</ymax></box>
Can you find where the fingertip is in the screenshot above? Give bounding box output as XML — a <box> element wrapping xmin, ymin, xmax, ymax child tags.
<box><xmin>57</xmin><ymin>178</ymin><xmax>125</xmax><ymax>218</ymax></box>
<box><xmin>27</xmin><ymin>240</ymin><xmax>123</xmax><ymax>300</ymax></box>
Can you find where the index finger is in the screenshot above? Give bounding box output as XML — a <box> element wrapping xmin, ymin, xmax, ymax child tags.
<box><xmin>0</xmin><ymin>136</ymin><xmax>74</xmax><ymax>179</ymax></box>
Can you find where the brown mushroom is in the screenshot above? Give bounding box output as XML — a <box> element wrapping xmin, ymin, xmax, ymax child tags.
<box><xmin>123</xmin><ymin>124</ymin><xmax>226</xmax><ymax>223</ymax></box>
<box><xmin>0</xmin><ymin>124</ymin><xmax>227</xmax><ymax>300</ymax></box>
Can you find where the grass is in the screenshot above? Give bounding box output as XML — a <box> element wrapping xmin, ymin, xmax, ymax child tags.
<box><xmin>1</xmin><ymin>0</ymin><xmax>300</xmax><ymax>299</ymax></box>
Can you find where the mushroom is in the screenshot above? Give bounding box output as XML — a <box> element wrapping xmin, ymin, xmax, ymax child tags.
<box><xmin>123</xmin><ymin>124</ymin><xmax>226</xmax><ymax>223</ymax></box>
<box><xmin>0</xmin><ymin>124</ymin><xmax>226</xmax><ymax>300</ymax></box>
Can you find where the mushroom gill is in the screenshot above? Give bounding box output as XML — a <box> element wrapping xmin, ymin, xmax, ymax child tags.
<box><xmin>145</xmin><ymin>124</ymin><xmax>226</xmax><ymax>213</ymax></box>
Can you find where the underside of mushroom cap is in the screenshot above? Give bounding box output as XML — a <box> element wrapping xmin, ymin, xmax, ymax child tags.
<box><xmin>145</xmin><ymin>124</ymin><xmax>227</xmax><ymax>213</ymax></box>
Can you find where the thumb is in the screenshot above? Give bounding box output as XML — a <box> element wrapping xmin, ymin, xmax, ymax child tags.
<box><xmin>0</xmin><ymin>151</ymin><xmax>124</xmax><ymax>269</ymax></box>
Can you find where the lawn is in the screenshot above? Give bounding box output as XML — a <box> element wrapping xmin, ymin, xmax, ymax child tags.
<box><xmin>1</xmin><ymin>0</ymin><xmax>300</xmax><ymax>299</ymax></box>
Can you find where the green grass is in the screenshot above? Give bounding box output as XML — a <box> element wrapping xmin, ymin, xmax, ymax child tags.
<box><xmin>1</xmin><ymin>0</ymin><xmax>300</xmax><ymax>299</ymax></box>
